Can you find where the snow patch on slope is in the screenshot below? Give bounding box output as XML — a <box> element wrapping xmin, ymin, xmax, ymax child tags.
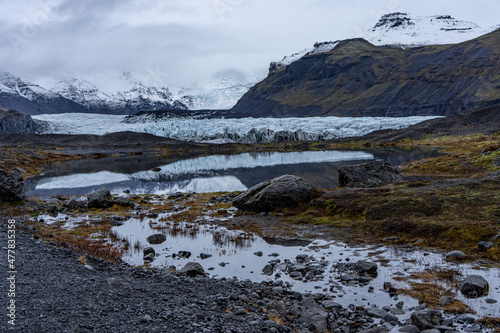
<box><xmin>271</xmin><ymin>41</ymin><xmax>340</xmax><ymax>71</ymax></box>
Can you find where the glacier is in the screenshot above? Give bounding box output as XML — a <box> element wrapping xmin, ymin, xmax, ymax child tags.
<box><xmin>33</xmin><ymin>113</ymin><xmax>438</xmax><ymax>143</ymax></box>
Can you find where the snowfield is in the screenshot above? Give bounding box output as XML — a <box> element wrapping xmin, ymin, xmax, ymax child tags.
<box><xmin>33</xmin><ymin>113</ymin><xmax>438</xmax><ymax>143</ymax></box>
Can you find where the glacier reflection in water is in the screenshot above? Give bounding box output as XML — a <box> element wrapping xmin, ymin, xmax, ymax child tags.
<box><xmin>26</xmin><ymin>150</ymin><xmax>374</xmax><ymax>197</ymax></box>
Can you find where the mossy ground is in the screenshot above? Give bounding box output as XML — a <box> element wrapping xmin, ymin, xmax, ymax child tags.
<box><xmin>283</xmin><ymin>133</ymin><xmax>500</xmax><ymax>262</ymax></box>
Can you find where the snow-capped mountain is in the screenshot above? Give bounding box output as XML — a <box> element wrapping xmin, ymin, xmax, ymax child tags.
<box><xmin>0</xmin><ymin>72</ymin><xmax>58</xmax><ymax>102</ymax></box>
<box><xmin>189</xmin><ymin>73</ymin><xmax>264</xmax><ymax>110</ymax></box>
<box><xmin>50</xmin><ymin>76</ymin><xmax>193</xmax><ymax>113</ymax></box>
<box><xmin>0</xmin><ymin>72</ymin><xmax>193</xmax><ymax>115</ymax></box>
<box><xmin>271</xmin><ymin>13</ymin><xmax>498</xmax><ymax>70</ymax></box>
<box><xmin>364</xmin><ymin>12</ymin><xmax>494</xmax><ymax>46</ymax></box>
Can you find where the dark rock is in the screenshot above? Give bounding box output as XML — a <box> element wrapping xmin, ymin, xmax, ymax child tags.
<box><xmin>289</xmin><ymin>297</ymin><xmax>328</xmax><ymax>333</ymax></box>
<box><xmin>478</xmin><ymin>241</ymin><xmax>494</xmax><ymax>251</ymax></box>
<box><xmin>440</xmin><ymin>296</ymin><xmax>453</xmax><ymax>306</ymax></box>
<box><xmin>200</xmin><ymin>253</ymin><xmax>212</xmax><ymax>259</ymax></box>
<box><xmin>460</xmin><ymin>275</ymin><xmax>489</xmax><ymax>298</ymax></box>
<box><xmin>398</xmin><ymin>325</ymin><xmax>419</xmax><ymax>333</ymax></box>
<box><xmin>364</xmin><ymin>328</ymin><xmax>388</xmax><ymax>333</ymax></box>
<box><xmin>353</xmin><ymin>260</ymin><xmax>378</xmax><ymax>274</ymax></box>
<box><xmin>485</xmin><ymin>298</ymin><xmax>497</xmax><ymax>304</ymax></box>
<box><xmin>322</xmin><ymin>300</ymin><xmax>342</xmax><ymax>310</ymax></box>
<box><xmin>0</xmin><ymin>169</ymin><xmax>25</xmax><ymax>202</ymax></box>
<box><xmin>173</xmin><ymin>251</ymin><xmax>191</xmax><ymax>259</ymax></box>
<box><xmin>113</xmin><ymin>197</ymin><xmax>134</xmax><ymax>208</ymax></box>
<box><xmin>338</xmin><ymin>159</ymin><xmax>402</xmax><ymax>188</ymax></box>
<box><xmin>178</xmin><ymin>262</ymin><xmax>204</xmax><ymax>277</ymax></box>
<box><xmin>63</xmin><ymin>199</ymin><xmax>87</xmax><ymax>210</ymax></box>
<box><xmin>366</xmin><ymin>307</ymin><xmax>387</xmax><ymax>318</ymax></box>
<box><xmin>445</xmin><ymin>250</ymin><xmax>466</xmax><ymax>260</ymax></box>
<box><xmin>143</xmin><ymin>247</ymin><xmax>155</xmax><ymax>257</ymax></box>
<box><xmin>143</xmin><ymin>253</ymin><xmax>155</xmax><ymax>262</ymax></box>
<box><xmin>254</xmin><ymin>251</ymin><xmax>263</xmax><ymax>257</ymax></box>
<box><xmin>262</xmin><ymin>265</ymin><xmax>274</xmax><ymax>276</ymax></box>
<box><xmin>420</xmin><ymin>330</ymin><xmax>440</xmax><ymax>333</ymax></box>
<box><xmin>146</xmin><ymin>234</ymin><xmax>167</xmax><ymax>245</ymax></box>
<box><xmin>232</xmin><ymin>175</ymin><xmax>317</xmax><ymax>212</ymax></box>
<box><xmin>0</xmin><ymin>109</ymin><xmax>47</xmax><ymax>133</ymax></box>
<box><xmin>410</xmin><ymin>310</ymin><xmax>443</xmax><ymax>330</ymax></box>
<box><xmin>87</xmin><ymin>189</ymin><xmax>113</xmax><ymax>209</ymax></box>
<box><xmin>381</xmin><ymin>312</ymin><xmax>398</xmax><ymax>323</ymax></box>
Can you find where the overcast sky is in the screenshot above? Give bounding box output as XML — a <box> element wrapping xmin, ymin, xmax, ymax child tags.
<box><xmin>1</xmin><ymin>0</ymin><xmax>499</xmax><ymax>90</ymax></box>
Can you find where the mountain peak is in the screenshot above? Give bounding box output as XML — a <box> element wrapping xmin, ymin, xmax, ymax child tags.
<box><xmin>272</xmin><ymin>13</ymin><xmax>495</xmax><ymax>71</ymax></box>
<box><xmin>365</xmin><ymin>13</ymin><xmax>485</xmax><ymax>46</ymax></box>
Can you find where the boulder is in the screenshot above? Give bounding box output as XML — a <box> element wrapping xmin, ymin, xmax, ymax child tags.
<box><xmin>410</xmin><ymin>310</ymin><xmax>443</xmax><ymax>330</ymax></box>
<box><xmin>232</xmin><ymin>175</ymin><xmax>317</xmax><ymax>212</ymax></box>
<box><xmin>113</xmin><ymin>197</ymin><xmax>134</xmax><ymax>208</ymax></box>
<box><xmin>460</xmin><ymin>275</ymin><xmax>489</xmax><ymax>298</ymax></box>
<box><xmin>0</xmin><ymin>169</ymin><xmax>25</xmax><ymax>202</ymax></box>
<box><xmin>64</xmin><ymin>199</ymin><xmax>87</xmax><ymax>210</ymax></box>
<box><xmin>178</xmin><ymin>262</ymin><xmax>205</xmax><ymax>277</ymax></box>
<box><xmin>289</xmin><ymin>297</ymin><xmax>328</xmax><ymax>333</ymax></box>
<box><xmin>146</xmin><ymin>234</ymin><xmax>167</xmax><ymax>245</ymax></box>
<box><xmin>0</xmin><ymin>109</ymin><xmax>47</xmax><ymax>133</ymax></box>
<box><xmin>338</xmin><ymin>159</ymin><xmax>401</xmax><ymax>188</ymax></box>
<box><xmin>353</xmin><ymin>260</ymin><xmax>378</xmax><ymax>274</ymax></box>
<box><xmin>87</xmin><ymin>189</ymin><xmax>113</xmax><ymax>209</ymax></box>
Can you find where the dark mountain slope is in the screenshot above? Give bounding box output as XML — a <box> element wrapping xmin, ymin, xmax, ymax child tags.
<box><xmin>362</xmin><ymin>104</ymin><xmax>500</xmax><ymax>142</ymax></box>
<box><xmin>232</xmin><ymin>29</ymin><xmax>500</xmax><ymax>118</ymax></box>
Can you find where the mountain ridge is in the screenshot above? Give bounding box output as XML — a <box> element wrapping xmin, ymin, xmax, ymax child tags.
<box><xmin>0</xmin><ymin>72</ymin><xmax>192</xmax><ymax>115</ymax></box>
<box><xmin>231</xmin><ymin>27</ymin><xmax>500</xmax><ymax>118</ymax></box>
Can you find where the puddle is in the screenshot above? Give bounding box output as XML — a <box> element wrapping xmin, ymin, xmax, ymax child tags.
<box><xmin>112</xmin><ymin>215</ymin><xmax>500</xmax><ymax>319</ymax></box>
<box><xmin>25</xmin><ymin>148</ymin><xmax>441</xmax><ymax>198</ymax></box>
<box><xmin>35</xmin><ymin>213</ymin><xmax>91</xmax><ymax>230</ymax></box>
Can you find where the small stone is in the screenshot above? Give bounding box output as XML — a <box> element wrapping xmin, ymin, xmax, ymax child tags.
<box><xmin>353</xmin><ymin>260</ymin><xmax>378</xmax><ymax>274</ymax></box>
<box><xmin>398</xmin><ymin>325</ymin><xmax>419</xmax><ymax>333</ymax></box>
<box><xmin>200</xmin><ymin>253</ymin><xmax>212</xmax><ymax>259</ymax></box>
<box><xmin>234</xmin><ymin>308</ymin><xmax>247</xmax><ymax>316</ymax></box>
<box><xmin>440</xmin><ymin>296</ymin><xmax>454</xmax><ymax>306</ymax></box>
<box><xmin>146</xmin><ymin>234</ymin><xmax>166</xmax><ymax>244</ymax></box>
<box><xmin>478</xmin><ymin>241</ymin><xmax>494</xmax><ymax>251</ymax></box>
<box><xmin>366</xmin><ymin>307</ymin><xmax>387</xmax><ymax>318</ymax></box>
<box><xmin>382</xmin><ymin>313</ymin><xmax>398</xmax><ymax>323</ymax></box>
<box><xmin>322</xmin><ymin>300</ymin><xmax>342</xmax><ymax>310</ymax></box>
<box><xmin>254</xmin><ymin>251</ymin><xmax>263</xmax><ymax>257</ymax></box>
<box><xmin>485</xmin><ymin>298</ymin><xmax>497</xmax><ymax>304</ymax></box>
<box><xmin>445</xmin><ymin>250</ymin><xmax>466</xmax><ymax>260</ymax></box>
<box><xmin>262</xmin><ymin>264</ymin><xmax>273</xmax><ymax>276</ymax></box>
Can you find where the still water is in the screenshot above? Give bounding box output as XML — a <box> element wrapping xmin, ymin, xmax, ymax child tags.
<box><xmin>25</xmin><ymin>148</ymin><xmax>440</xmax><ymax>197</ymax></box>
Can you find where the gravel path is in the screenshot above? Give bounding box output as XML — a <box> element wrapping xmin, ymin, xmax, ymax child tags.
<box><xmin>0</xmin><ymin>221</ymin><xmax>294</xmax><ymax>333</ymax></box>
